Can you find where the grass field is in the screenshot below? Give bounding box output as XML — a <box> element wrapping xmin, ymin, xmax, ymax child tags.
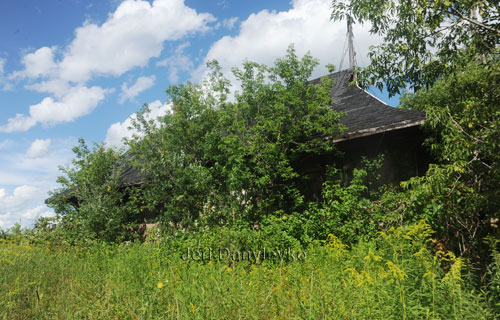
<box><xmin>0</xmin><ymin>221</ymin><xmax>494</xmax><ymax>319</ymax></box>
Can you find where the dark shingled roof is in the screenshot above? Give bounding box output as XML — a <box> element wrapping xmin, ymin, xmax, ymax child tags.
<box><xmin>119</xmin><ymin>164</ymin><xmax>144</xmax><ymax>187</ymax></box>
<box><xmin>310</xmin><ymin>70</ymin><xmax>426</xmax><ymax>142</ymax></box>
<box><xmin>118</xmin><ymin>152</ymin><xmax>145</xmax><ymax>187</ymax></box>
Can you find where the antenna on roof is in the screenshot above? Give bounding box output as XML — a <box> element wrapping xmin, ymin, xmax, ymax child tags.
<box><xmin>347</xmin><ymin>17</ymin><xmax>357</xmax><ymax>82</ymax></box>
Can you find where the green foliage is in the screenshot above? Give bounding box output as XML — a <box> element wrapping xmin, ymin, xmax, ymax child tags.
<box><xmin>43</xmin><ymin>41</ymin><xmax>500</xmax><ymax>311</ymax></box>
<box><xmin>331</xmin><ymin>0</ymin><xmax>500</xmax><ymax>96</ymax></box>
<box><xmin>485</xmin><ymin>237</ymin><xmax>500</xmax><ymax>315</ymax></box>
<box><xmin>47</xmin><ymin>139</ymin><xmax>133</xmax><ymax>242</ymax></box>
<box><xmin>126</xmin><ymin>45</ymin><xmax>342</xmax><ymax>229</ymax></box>
<box><xmin>392</xmin><ymin>60</ymin><xmax>500</xmax><ymax>260</ymax></box>
<box><xmin>332</xmin><ymin>0</ymin><xmax>500</xmax><ymax>303</ymax></box>
<box><xmin>287</xmin><ymin>155</ymin><xmax>387</xmax><ymax>245</ymax></box>
<box><xmin>0</xmin><ymin>222</ymin><xmax>494</xmax><ymax>319</ymax></box>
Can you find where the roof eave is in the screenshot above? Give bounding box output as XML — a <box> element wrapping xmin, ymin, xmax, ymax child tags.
<box><xmin>332</xmin><ymin>118</ymin><xmax>426</xmax><ymax>143</ymax></box>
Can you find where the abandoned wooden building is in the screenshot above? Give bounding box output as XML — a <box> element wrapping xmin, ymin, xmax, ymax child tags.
<box><xmin>300</xmin><ymin>69</ymin><xmax>429</xmax><ymax>196</ymax></box>
<box><xmin>45</xmin><ymin>20</ymin><xmax>433</xmax><ymax>235</ymax></box>
<box><xmin>47</xmin><ymin>68</ymin><xmax>430</xmax><ymax>211</ymax></box>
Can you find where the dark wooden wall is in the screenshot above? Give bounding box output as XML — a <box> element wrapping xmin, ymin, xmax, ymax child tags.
<box><xmin>294</xmin><ymin>126</ymin><xmax>432</xmax><ymax>201</ymax></box>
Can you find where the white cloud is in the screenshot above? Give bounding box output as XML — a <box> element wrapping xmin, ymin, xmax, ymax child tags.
<box><xmin>0</xmin><ymin>138</ymin><xmax>76</xmax><ymax>228</ymax></box>
<box><xmin>25</xmin><ymin>79</ymin><xmax>71</xmax><ymax>98</ymax></box>
<box><xmin>0</xmin><ymin>86</ymin><xmax>108</xmax><ymax>132</ymax></box>
<box><xmin>0</xmin><ymin>114</ymin><xmax>38</xmax><ymax>133</ymax></box>
<box><xmin>20</xmin><ymin>206</ymin><xmax>54</xmax><ymax>222</ymax></box>
<box><xmin>11</xmin><ymin>46</ymin><xmax>58</xmax><ymax>79</ymax></box>
<box><xmin>222</xmin><ymin>17</ymin><xmax>239</xmax><ymax>30</ymax></box>
<box><xmin>119</xmin><ymin>75</ymin><xmax>156</xmax><ymax>104</ymax></box>
<box><xmin>0</xmin><ymin>185</ymin><xmax>55</xmax><ymax>228</ymax></box>
<box><xmin>58</xmin><ymin>0</ymin><xmax>215</xmax><ymax>83</ymax></box>
<box><xmin>0</xmin><ymin>185</ymin><xmax>38</xmax><ymax>209</ymax></box>
<box><xmin>194</xmin><ymin>0</ymin><xmax>380</xmax><ymax>84</ymax></box>
<box><xmin>12</xmin><ymin>0</ymin><xmax>214</xmax><ymax>84</ymax></box>
<box><xmin>3</xmin><ymin>0</ymin><xmax>215</xmax><ymax>133</ymax></box>
<box><xmin>105</xmin><ymin>100</ymin><xmax>172</xmax><ymax>148</ymax></box>
<box><xmin>27</xmin><ymin>139</ymin><xmax>52</xmax><ymax>159</ymax></box>
<box><xmin>156</xmin><ymin>42</ymin><xmax>194</xmax><ymax>83</ymax></box>
<box><xmin>0</xmin><ymin>204</ymin><xmax>55</xmax><ymax>229</ymax></box>
<box><xmin>0</xmin><ymin>137</ymin><xmax>75</xmax><ymax>187</ymax></box>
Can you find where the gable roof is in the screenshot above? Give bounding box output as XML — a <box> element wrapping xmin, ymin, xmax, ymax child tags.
<box><xmin>310</xmin><ymin>70</ymin><xmax>426</xmax><ymax>142</ymax></box>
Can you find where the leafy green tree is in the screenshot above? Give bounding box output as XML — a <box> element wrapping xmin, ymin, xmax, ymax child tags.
<box><xmin>396</xmin><ymin>60</ymin><xmax>500</xmax><ymax>258</ymax></box>
<box><xmin>331</xmin><ymin>0</ymin><xmax>500</xmax><ymax>95</ymax></box>
<box><xmin>127</xmin><ymin>46</ymin><xmax>343</xmax><ymax>229</ymax></box>
<box><xmin>48</xmin><ymin>139</ymin><xmax>132</xmax><ymax>242</ymax></box>
<box><xmin>332</xmin><ymin>0</ymin><xmax>500</xmax><ymax>273</ymax></box>
<box><xmin>218</xmin><ymin>46</ymin><xmax>342</xmax><ymax>221</ymax></box>
<box><xmin>125</xmin><ymin>70</ymin><xmax>228</xmax><ymax>230</ymax></box>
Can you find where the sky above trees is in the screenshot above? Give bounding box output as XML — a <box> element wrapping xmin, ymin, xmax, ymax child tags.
<box><xmin>0</xmin><ymin>0</ymin><xmax>393</xmax><ymax>228</ymax></box>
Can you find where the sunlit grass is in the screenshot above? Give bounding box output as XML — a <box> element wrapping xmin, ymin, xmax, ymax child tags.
<box><xmin>0</xmin><ymin>222</ymin><xmax>493</xmax><ymax>319</ymax></box>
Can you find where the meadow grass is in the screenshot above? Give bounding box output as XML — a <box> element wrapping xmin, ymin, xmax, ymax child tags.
<box><xmin>0</xmin><ymin>221</ymin><xmax>493</xmax><ymax>319</ymax></box>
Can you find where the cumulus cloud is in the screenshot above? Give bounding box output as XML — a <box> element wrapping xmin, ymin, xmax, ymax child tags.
<box><xmin>3</xmin><ymin>0</ymin><xmax>215</xmax><ymax>132</ymax></box>
<box><xmin>0</xmin><ymin>205</ymin><xmax>54</xmax><ymax>229</ymax></box>
<box><xmin>156</xmin><ymin>42</ymin><xmax>194</xmax><ymax>83</ymax></box>
<box><xmin>0</xmin><ymin>185</ymin><xmax>39</xmax><ymax>210</ymax></box>
<box><xmin>11</xmin><ymin>46</ymin><xmax>58</xmax><ymax>79</ymax></box>
<box><xmin>105</xmin><ymin>100</ymin><xmax>172</xmax><ymax>148</ymax></box>
<box><xmin>58</xmin><ymin>0</ymin><xmax>215</xmax><ymax>83</ymax></box>
<box><xmin>20</xmin><ymin>206</ymin><xmax>54</xmax><ymax>222</ymax></box>
<box><xmin>25</xmin><ymin>79</ymin><xmax>71</xmax><ymax>98</ymax></box>
<box><xmin>27</xmin><ymin>139</ymin><xmax>52</xmax><ymax>159</ymax></box>
<box><xmin>0</xmin><ymin>137</ymin><xmax>75</xmax><ymax>187</ymax></box>
<box><xmin>194</xmin><ymin>0</ymin><xmax>380</xmax><ymax>84</ymax></box>
<box><xmin>119</xmin><ymin>75</ymin><xmax>156</xmax><ymax>103</ymax></box>
<box><xmin>0</xmin><ymin>86</ymin><xmax>108</xmax><ymax>132</ymax></box>
<box><xmin>0</xmin><ymin>186</ymin><xmax>55</xmax><ymax>228</ymax></box>
<box><xmin>12</xmin><ymin>0</ymin><xmax>214</xmax><ymax>84</ymax></box>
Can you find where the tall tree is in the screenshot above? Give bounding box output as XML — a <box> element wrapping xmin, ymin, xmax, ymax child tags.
<box><xmin>332</xmin><ymin>0</ymin><xmax>500</xmax><ymax>270</ymax></box>
<box><xmin>331</xmin><ymin>0</ymin><xmax>500</xmax><ymax>95</ymax></box>
<box><xmin>397</xmin><ymin>59</ymin><xmax>500</xmax><ymax>259</ymax></box>
<box><xmin>126</xmin><ymin>46</ymin><xmax>343</xmax><ymax>228</ymax></box>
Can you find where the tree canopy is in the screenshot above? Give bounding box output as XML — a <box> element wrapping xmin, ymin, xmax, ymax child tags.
<box><xmin>331</xmin><ymin>0</ymin><xmax>500</xmax><ymax>280</ymax></box>
<box><xmin>125</xmin><ymin>46</ymin><xmax>343</xmax><ymax>229</ymax></box>
<box><xmin>331</xmin><ymin>0</ymin><xmax>500</xmax><ymax>95</ymax></box>
<box><xmin>48</xmin><ymin>46</ymin><xmax>346</xmax><ymax>240</ymax></box>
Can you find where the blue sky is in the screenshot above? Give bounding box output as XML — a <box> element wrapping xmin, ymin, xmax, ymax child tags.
<box><xmin>0</xmin><ymin>0</ymin><xmax>397</xmax><ymax>228</ymax></box>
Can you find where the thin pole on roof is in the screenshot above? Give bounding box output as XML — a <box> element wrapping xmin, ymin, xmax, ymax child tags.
<box><xmin>347</xmin><ymin>17</ymin><xmax>357</xmax><ymax>82</ymax></box>
<box><xmin>338</xmin><ymin>31</ymin><xmax>348</xmax><ymax>72</ymax></box>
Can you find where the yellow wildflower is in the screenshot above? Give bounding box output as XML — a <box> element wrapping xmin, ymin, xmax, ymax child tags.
<box><xmin>157</xmin><ymin>282</ymin><xmax>164</xmax><ymax>289</ymax></box>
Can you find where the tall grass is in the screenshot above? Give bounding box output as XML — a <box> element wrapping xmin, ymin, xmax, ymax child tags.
<box><xmin>0</xmin><ymin>221</ymin><xmax>493</xmax><ymax>319</ymax></box>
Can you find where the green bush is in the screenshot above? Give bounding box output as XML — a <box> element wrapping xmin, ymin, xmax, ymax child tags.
<box><xmin>284</xmin><ymin>155</ymin><xmax>388</xmax><ymax>245</ymax></box>
<box><xmin>47</xmin><ymin>139</ymin><xmax>136</xmax><ymax>243</ymax></box>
